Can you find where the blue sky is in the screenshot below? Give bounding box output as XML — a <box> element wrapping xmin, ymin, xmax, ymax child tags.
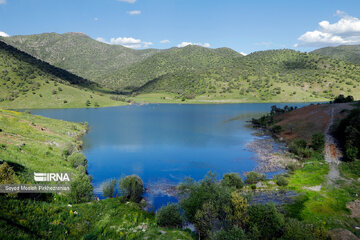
<box><xmin>1</xmin><ymin>0</ymin><xmax>360</xmax><ymax>54</ymax></box>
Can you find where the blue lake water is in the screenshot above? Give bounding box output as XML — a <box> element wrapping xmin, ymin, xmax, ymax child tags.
<box><xmin>29</xmin><ymin>103</ymin><xmax>309</xmax><ymax>210</ymax></box>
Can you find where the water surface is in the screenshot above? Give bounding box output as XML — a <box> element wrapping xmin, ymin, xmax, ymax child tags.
<box><xmin>30</xmin><ymin>103</ymin><xmax>308</xmax><ymax>209</ymax></box>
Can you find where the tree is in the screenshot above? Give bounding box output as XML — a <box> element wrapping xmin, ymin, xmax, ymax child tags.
<box><xmin>248</xmin><ymin>203</ymin><xmax>285</xmax><ymax>240</ymax></box>
<box><xmin>244</xmin><ymin>171</ymin><xmax>266</xmax><ymax>184</ymax></box>
<box><xmin>194</xmin><ymin>201</ymin><xmax>217</xmax><ymax>239</ymax></box>
<box><xmin>311</xmin><ymin>133</ymin><xmax>325</xmax><ymax>151</ymax></box>
<box><xmin>70</xmin><ymin>174</ymin><xmax>93</xmax><ymax>203</ymax></box>
<box><xmin>221</xmin><ymin>173</ymin><xmax>243</xmax><ymax>189</ymax></box>
<box><xmin>85</xmin><ymin>100</ymin><xmax>91</xmax><ymax>106</ymax></box>
<box><xmin>156</xmin><ymin>203</ymin><xmax>183</xmax><ymax>228</ymax></box>
<box><xmin>118</xmin><ymin>175</ymin><xmax>144</xmax><ymax>203</ymax></box>
<box><xmin>225</xmin><ymin>191</ymin><xmax>249</xmax><ymax>228</ymax></box>
<box><xmin>102</xmin><ymin>179</ymin><xmax>116</xmax><ymax>198</ymax></box>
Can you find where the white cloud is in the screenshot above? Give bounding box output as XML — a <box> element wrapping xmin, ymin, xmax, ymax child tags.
<box><xmin>117</xmin><ymin>0</ymin><xmax>136</xmax><ymax>3</ymax></box>
<box><xmin>239</xmin><ymin>52</ymin><xmax>247</xmax><ymax>56</ymax></box>
<box><xmin>127</xmin><ymin>10</ymin><xmax>141</xmax><ymax>15</ymax></box>
<box><xmin>160</xmin><ymin>39</ymin><xmax>170</xmax><ymax>44</ymax></box>
<box><xmin>295</xmin><ymin>11</ymin><xmax>360</xmax><ymax>47</ymax></box>
<box><xmin>0</xmin><ymin>31</ymin><xmax>9</xmax><ymax>37</ymax></box>
<box><xmin>177</xmin><ymin>41</ymin><xmax>210</xmax><ymax>48</ymax></box>
<box><xmin>96</xmin><ymin>36</ymin><xmax>152</xmax><ymax>49</ymax></box>
<box><xmin>0</xmin><ymin>0</ymin><xmax>6</xmax><ymax>5</ymax></box>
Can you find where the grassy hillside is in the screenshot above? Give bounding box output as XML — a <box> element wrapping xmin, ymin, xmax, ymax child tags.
<box><xmin>133</xmin><ymin>49</ymin><xmax>360</xmax><ymax>103</ymax></box>
<box><xmin>0</xmin><ymin>110</ymin><xmax>193</xmax><ymax>239</ymax></box>
<box><xmin>1</xmin><ymin>32</ymin><xmax>160</xmax><ymax>85</ymax></box>
<box><xmin>312</xmin><ymin>45</ymin><xmax>360</xmax><ymax>65</ymax></box>
<box><xmin>103</xmin><ymin>45</ymin><xmax>244</xmax><ymax>91</ymax></box>
<box><xmin>0</xmin><ymin>40</ymin><xmax>126</xmax><ymax>109</ymax></box>
<box><xmin>2</xmin><ymin>33</ymin><xmax>360</xmax><ymax>103</ymax></box>
<box><xmin>0</xmin><ymin>109</ymin><xmax>86</xmax><ymax>182</ymax></box>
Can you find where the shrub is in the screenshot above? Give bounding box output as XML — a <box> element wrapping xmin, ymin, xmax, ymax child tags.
<box><xmin>156</xmin><ymin>203</ymin><xmax>183</xmax><ymax>228</ymax></box>
<box><xmin>68</xmin><ymin>152</ymin><xmax>87</xmax><ymax>168</ymax></box>
<box><xmin>0</xmin><ymin>162</ymin><xmax>20</xmax><ymax>198</ymax></box>
<box><xmin>248</xmin><ymin>203</ymin><xmax>285</xmax><ymax>239</ymax></box>
<box><xmin>311</xmin><ymin>132</ymin><xmax>325</xmax><ymax>151</ymax></box>
<box><xmin>85</xmin><ymin>100</ymin><xmax>91</xmax><ymax>106</ymax></box>
<box><xmin>69</xmin><ymin>173</ymin><xmax>93</xmax><ymax>203</ymax></box>
<box><xmin>213</xmin><ymin>227</ymin><xmax>246</xmax><ymax>240</ymax></box>
<box><xmin>102</xmin><ymin>179</ymin><xmax>116</xmax><ymax>198</ymax></box>
<box><xmin>118</xmin><ymin>175</ymin><xmax>144</xmax><ymax>203</ymax></box>
<box><xmin>271</xmin><ymin>125</ymin><xmax>282</xmax><ymax>134</ymax></box>
<box><xmin>0</xmin><ymin>162</ymin><xmax>18</xmax><ymax>184</ymax></box>
<box><xmin>221</xmin><ymin>173</ymin><xmax>244</xmax><ymax>189</ymax></box>
<box><xmin>276</xmin><ymin>176</ymin><xmax>288</xmax><ymax>186</ymax></box>
<box><xmin>282</xmin><ymin>218</ymin><xmax>329</xmax><ymax>240</ymax></box>
<box><xmin>244</xmin><ymin>171</ymin><xmax>266</xmax><ymax>184</ymax></box>
<box><xmin>345</xmin><ymin>146</ymin><xmax>358</xmax><ymax>162</ymax></box>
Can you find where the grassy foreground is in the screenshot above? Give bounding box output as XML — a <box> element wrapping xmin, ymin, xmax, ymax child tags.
<box><xmin>0</xmin><ymin>110</ymin><xmax>193</xmax><ymax>239</ymax></box>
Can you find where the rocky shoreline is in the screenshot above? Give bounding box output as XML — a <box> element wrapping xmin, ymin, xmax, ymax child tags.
<box><xmin>246</xmin><ymin>131</ymin><xmax>297</xmax><ymax>173</ymax></box>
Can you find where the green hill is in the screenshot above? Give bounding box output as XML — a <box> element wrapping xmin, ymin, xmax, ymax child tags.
<box><xmin>103</xmin><ymin>45</ymin><xmax>244</xmax><ymax>91</ymax></box>
<box><xmin>2</xmin><ymin>33</ymin><xmax>360</xmax><ymax>103</ymax></box>
<box><xmin>0</xmin><ymin>40</ymin><xmax>126</xmax><ymax>109</ymax></box>
<box><xmin>312</xmin><ymin>45</ymin><xmax>360</xmax><ymax>65</ymax></box>
<box><xmin>133</xmin><ymin>49</ymin><xmax>360</xmax><ymax>102</ymax></box>
<box><xmin>0</xmin><ymin>32</ymin><xmax>160</xmax><ymax>85</ymax></box>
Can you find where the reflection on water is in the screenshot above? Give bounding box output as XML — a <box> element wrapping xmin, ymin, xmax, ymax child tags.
<box><xmin>29</xmin><ymin>103</ymin><xmax>309</xmax><ymax>210</ymax></box>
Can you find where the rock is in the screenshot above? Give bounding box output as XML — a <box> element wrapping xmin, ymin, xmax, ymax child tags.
<box><xmin>357</xmin><ymin>178</ymin><xmax>360</xmax><ymax>183</ymax></box>
<box><xmin>268</xmin><ymin>181</ymin><xmax>275</xmax><ymax>185</ymax></box>
<box><xmin>347</xmin><ymin>200</ymin><xmax>360</xmax><ymax>218</ymax></box>
<box><xmin>159</xmin><ymin>230</ymin><xmax>166</xmax><ymax>234</ymax></box>
<box><xmin>256</xmin><ymin>182</ymin><xmax>266</xmax><ymax>188</ymax></box>
<box><xmin>329</xmin><ymin>228</ymin><xmax>359</xmax><ymax>240</ymax></box>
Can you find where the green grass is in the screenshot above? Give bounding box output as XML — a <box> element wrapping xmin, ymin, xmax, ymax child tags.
<box><xmin>0</xmin><ymin>197</ymin><xmax>194</xmax><ymax>240</ymax></box>
<box><xmin>284</xmin><ymin>156</ymin><xmax>360</xmax><ymax>235</ymax></box>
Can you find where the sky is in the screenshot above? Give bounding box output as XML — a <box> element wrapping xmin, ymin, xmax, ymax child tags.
<box><xmin>1</xmin><ymin>0</ymin><xmax>360</xmax><ymax>54</ymax></box>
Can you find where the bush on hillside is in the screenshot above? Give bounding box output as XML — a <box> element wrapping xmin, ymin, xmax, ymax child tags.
<box><xmin>271</xmin><ymin>125</ymin><xmax>283</xmax><ymax>134</ymax></box>
<box><xmin>311</xmin><ymin>132</ymin><xmax>325</xmax><ymax>152</ymax></box>
<box><xmin>68</xmin><ymin>152</ymin><xmax>87</xmax><ymax>168</ymax></box>
<box><xmin>244</xmin><ymin>171</ymin><xmax>266</xmax><ymax>184</ymax></box>
<box><xmin>70</xmin><ymin>173</ymin><xmax>93</xmax><ymax>203</ymax></box>
<box><xmin>333</xmin><ymin>94</ymin><xmax>354</xmax><ymax>104</ymax></box>
<box><xmin>102</xmin><ymin>179</ymin><xmax>116</xmax><ymax>198</ymax></box>
<box><xmin>118</xmin><ymin>175</ymin><xmax>144</xmax><ymax>203</ymax></box>
<box><xmin>156</xmin><ymin>203</ymin><xmax>183</xmax><ymax>228</ymax></box>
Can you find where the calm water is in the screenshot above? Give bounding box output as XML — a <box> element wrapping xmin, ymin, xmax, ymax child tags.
<box><xmin>29</xmin><ymin>103</ymin><xmax>309</xmax><ymax>209</ymax></box>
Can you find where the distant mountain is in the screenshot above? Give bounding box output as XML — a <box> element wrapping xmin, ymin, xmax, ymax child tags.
<box><xmin>0</xmin><ymin>40</ymin><xmax>124</xmax><ymax>109</ymax></box>
<box><xmin>103</xmin><ymin>45</ymin><xmax>244</xmax><ymax>91</ymax></box>
<box><xmin>134</xmin><ymin>49</ymin><xmax>360</xmax><ymax>102</ymax></box>
<box><xmin>2</xmin><ymin>33</ymin><xmax>360</xmax><ymax>102</ymax></box>
<box><xmin>312</xmin><ymin>45</ymin><xmax>360</xmax><ymax>65</ymax></box>
<box><xmin>0</xmin><ymin>32</ymin><xmax>160</xmax><ymax>85</ymax></box>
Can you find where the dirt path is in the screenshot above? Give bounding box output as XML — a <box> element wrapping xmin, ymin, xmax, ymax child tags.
<box><xmin>325</xmin><ymin>106</ymin><xmax>342</xmax><ymax>185</ymax></box>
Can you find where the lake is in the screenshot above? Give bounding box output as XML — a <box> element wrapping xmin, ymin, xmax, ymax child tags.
<box><xmin>29</xmin><ymin>103</ymin><xmax>309</xmax><ymax>210</ymax></box>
